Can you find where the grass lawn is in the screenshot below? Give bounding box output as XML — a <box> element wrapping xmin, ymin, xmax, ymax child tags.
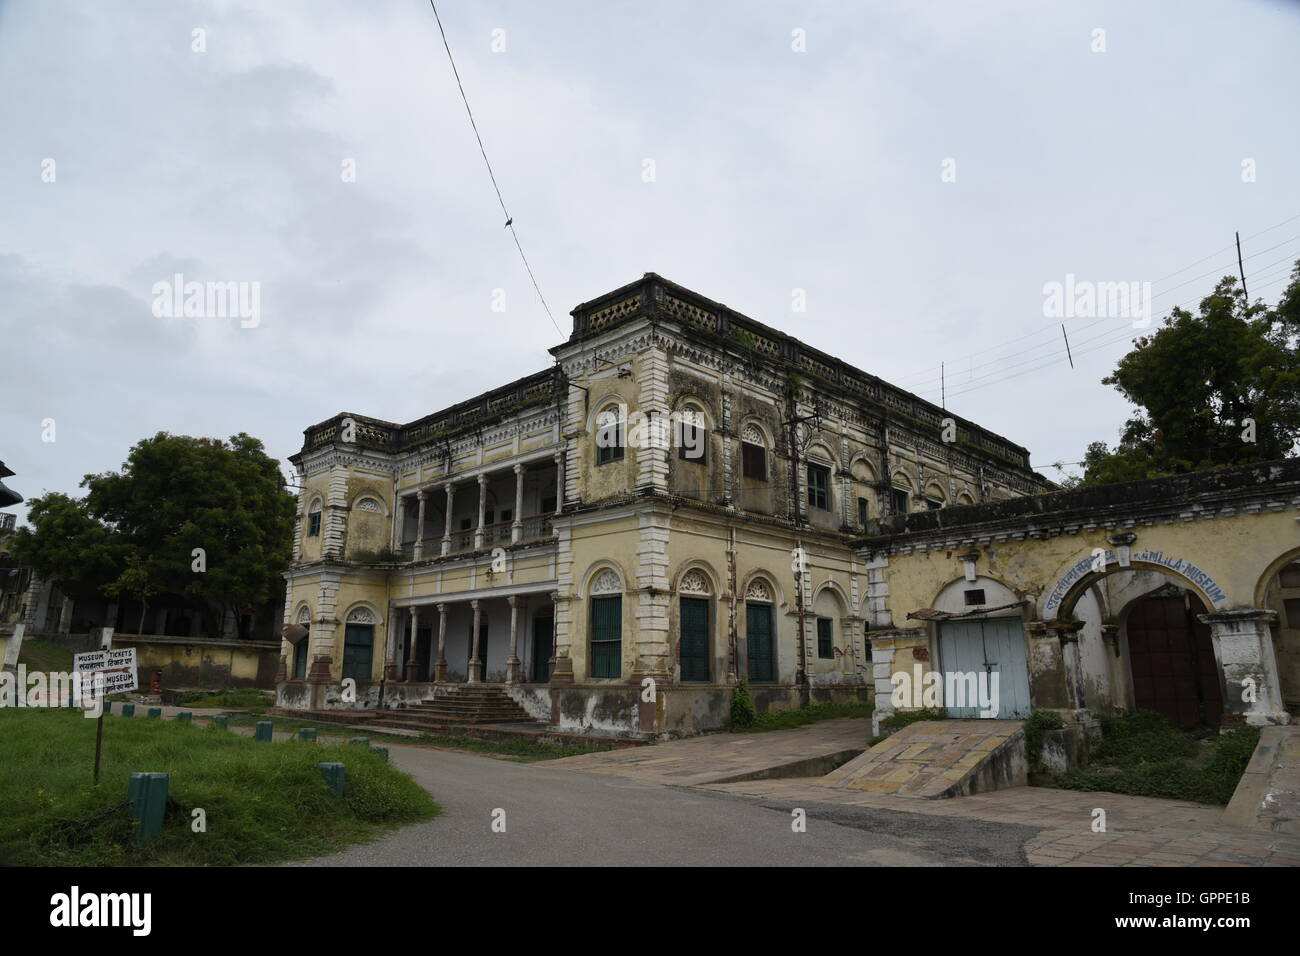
<box><xmin>0</xmin><ymin>708</ymin><xmax>439</xmax><ymax>866</ymax></box>
<box><xmin>1046</xmin><ymin>710</ymin><xmax>1259</xmax><ymax>805</ymax></box>
<box><xmin>17</xmin><ymin>637</ymin><xmax>74</xmax><ymax>673</ymax></box>
<box><xmin>734</xmin><ymin>699</ymin><xmax>874</xmax><ymax>733</ymax></box>
<box><xmin>178</xmin><ymin>688</ymin><xmax>274</xmax><ymax>712</ymax></box>
<box><xmin>220</xmin><ymin>712</ymin><xmax>605</xmax><ymax>762</ymax></box>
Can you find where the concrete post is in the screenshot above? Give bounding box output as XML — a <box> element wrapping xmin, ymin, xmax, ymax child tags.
<box><xmin>475</xmin><ymin>474</ymin><xmax>488</xmax><ymax>549</ymax></box>
<box><xmin>442</xmin><ymin>482</ymin><xmax>455</xmax><ymax>555</ymax></box>
<box><xmin>405</xmin><ymin>607</ymin><xmax>421</xmax><ymax>681</ymax></box>
<box><xmin>434</xmin><ymin>603</ymin><xmax>448</xmax><ymax>682</ymax></box>
<box><xmin>392</xmin><ymin>493</ymin><xmax>405</xmax><ymax>552</ymax></box>
<box><xmin>413</xmin><ymin>491</ymin><xmax>427</xmax><ymax>561</ymax></box>
<box><xmin>506</xmin><ymin>595</ymin><xmax>522</xmax><ymax>684</ymax></box>
<box><xmin>468</xmin><ymin>599</ymin><xmax>482</xmax><ymax>683</ymax></box>
<box><xmin>1199</xmin><ymin>609</ymin><xmax>1291</xmax><ymax>726</ymax></box>
<box><xmin>511</xmin><ymin>463</ymin><xmax>525</xmax><ymax>544</ymax></box>
<box><xmin>553</xmin><ymin>453</ymin><xmax>564</xmax><ymax>515</ymax></box>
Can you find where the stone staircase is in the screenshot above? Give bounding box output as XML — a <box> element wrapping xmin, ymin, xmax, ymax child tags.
<box><xmin>363</xmin><ymin>684</ymin><xmax>539</xmax><ymax>735</ymax></box>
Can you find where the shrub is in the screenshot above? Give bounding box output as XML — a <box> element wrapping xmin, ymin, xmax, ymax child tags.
<box><xmin>730</xmin><ymin>680</ymin><xmax>757</xmax><ymax>729</ymax></box>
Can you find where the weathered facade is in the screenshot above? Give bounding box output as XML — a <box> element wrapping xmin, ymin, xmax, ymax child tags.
<box><xmin>280</xmin><ymin>273</ymin><xmax>1047</xmax><ymax>736</ymax></box>
<box><xmin>859</xmin><ymin>460</ymin><xmax>1300</xmax><ymax>734</ymax></box>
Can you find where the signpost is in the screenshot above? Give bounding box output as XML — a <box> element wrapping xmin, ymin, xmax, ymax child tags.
<box><xmin>72</xmin><ymin>629</ymin><xmax>134</xmax><ymax>784</ymax></box>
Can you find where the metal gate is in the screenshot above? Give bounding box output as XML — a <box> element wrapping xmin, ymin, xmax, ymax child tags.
<box><xmin>936</xmin><ymin>617</ymin><xmax>1031</xmax><ymax>718</ymax></box>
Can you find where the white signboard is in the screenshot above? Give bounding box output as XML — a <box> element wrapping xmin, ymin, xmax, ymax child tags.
<box><xmin>74</xmin><ymin>647</ymin><xmax>138</xmax><ymax>697</ymax></box>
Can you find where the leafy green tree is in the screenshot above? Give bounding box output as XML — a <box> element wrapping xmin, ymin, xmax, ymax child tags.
<box><xmin>12</xmin><ymin>432</ymin><xmax>294</xmax><ymax>633</ymax></box>
<box><xmin>9</xmin><ymin>493</ymin><xmax>126</xmax><ymax>600</ymax></box>
<box><xmin>1080</xmin><ymin>264</ymin><xmax>1300</xmax><ymax>485</ymax></box>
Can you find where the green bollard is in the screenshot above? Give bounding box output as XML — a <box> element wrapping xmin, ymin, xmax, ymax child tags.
<box><xmin>211</xmin><ymin>714</ymin><xmax>229</xmax><ymax>729</ymax></box>
<box><xmin>298</xmin><ymin>728</ymin><xmax>317</xmax><ymax>742</ymax></box>
<box><xmin>177</xmin><ymin>711</ymin><xmax>192</xmax><ymax>723</ymax></box>
<box><xmin>255</xmin><ymin>720</ymin><xmax>273</xmax><ymax>741</ymax></box>
<box><xmin>147</xmin><ymin>707</ymin><xmax>162</xmax><ymax>718</ymax></box>
<box><xmin>128</xmin><ymin>772</ymin><xmax>169</xmax><ymax>843</ymax></box>
<box><xmin>121</xmin><ymin>703</ymin><xmax>136</xmax><ymax>717</ymax></box>
<box><xmin>103</xmin><ymin>701</ymin><xmax>112</xmax><ymax>715</ymax></box>
<box><xmin>370</xmin><ymin>745</ymin><xmax>389</xmax><ymax>761</ymax></box>
<box><xmin>318</xmin><ymin>762</ymin><xmax>346</xmax><ymax>800</ymax></box>
<box><xmin>348</xmin><ymin>737</ymin><xmax>370</xmax><ymax>747</ymax></box>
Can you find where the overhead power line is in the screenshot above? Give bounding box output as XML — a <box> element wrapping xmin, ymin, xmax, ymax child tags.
<box><xmin>427</xmin><ymin>0</ymin><xmax>562</xmax><ymax>336</ymax></box>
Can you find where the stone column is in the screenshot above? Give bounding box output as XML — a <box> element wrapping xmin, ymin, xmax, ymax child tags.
<box><xmin>413</xmin><ymin>491</ymin><xmax>428</xmax><ymax>561</ymax></box>
<box><xmin>511</xmin><ymin>463</ymin><xmax>525</xmax><ymax>543</ymax></box>
<box><xmin>548</xmin><ymin>591</ymin><xmax>574</xmax><ymax>685</ymax></box>
<box><xmin>384</xmin><ymin>604</ymin><xmax>400</xmax><ymax>680</ymax></box>
<box><xmin>553</xmin><ymin>453</ymin><xmax>564</xmax><ymax>515</ymax></box>
<box><xmin>405</xmin><ymin>607</ymin><xmax>421</xmax><ymax>681</ymax></box>
<box><xmin>392</xmin><ymin>494</ymin><xmax>406</xmax><ymax>552</ymax></box>
<box><xmin>474</xmin><ymin>474</ymin><xmax>488</xmax><ymax>549</ymax></box>
<box><xmin>506</xmin><ymin>595</ymin><xmax>523</xmax><ymax>684</ymax></box>
<box><xmin>1199</xmin><ymin>609</ymin><xmax>1290</xmax><ymax>726</ymax></box>
<box><xmin>442</xmin><ymin>482</ymin><xmax>455</xmax><ymax>555</ymax></box>
<box><xmin>468</xmin><ymin>599</ymin><xmax>483</xmax><ymax>683</ymax></box>
<box><xmin>434</xmin><ymin>603</ymin><xmax>448</xmax><ymax>682</ymax></box>
<box><xmin>1026</xmin><ymin>620</ymin><xmax>1087</xmax><ymax>719</ymax></box>
<box><xmin>863</xmin><ymin>627</ymin><xmax>928</xmax><ymax>737</ymax></box>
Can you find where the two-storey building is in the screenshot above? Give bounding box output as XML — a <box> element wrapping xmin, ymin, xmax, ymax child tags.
<box><xmin>280</xmin><ymin>273</ymin><xmax>1049</xmax><ymax>736</ymax></box>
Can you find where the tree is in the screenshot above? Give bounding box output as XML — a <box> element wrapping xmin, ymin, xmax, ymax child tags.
<box><xmin>1079</xmin><ymin>264</ymin><xmax>1300</xmax><ymax>485</ymax></box>
<box><xmin>11</xmin><ymin>432</ymin><xmax>294</xmax><ymax>633</ymax></box>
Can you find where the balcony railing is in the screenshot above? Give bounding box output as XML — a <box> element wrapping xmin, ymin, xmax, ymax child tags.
<box><xmin>396</xmin><ymin>515</ymin><xmax>556</xmax><ymax>562</ymax></box>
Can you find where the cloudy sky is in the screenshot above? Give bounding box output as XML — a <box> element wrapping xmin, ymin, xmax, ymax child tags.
<box><xmin>2</xmin><ymin>0</ymin><xmax>1298</xmax><ymax>514</ymax></box>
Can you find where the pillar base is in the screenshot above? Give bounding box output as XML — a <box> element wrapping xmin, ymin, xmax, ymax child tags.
<box><xmin>506</xmin><ymin>657</ymin><xmax>522</xmax><ymax>684</ymax></box>
<box><xmin>273</xmin><ymin>655</ymin><xmax>288</xmax><ymax>684</ymax></box>
<box><xmin>434</xmin><ymin>659</ymin><xmax>447</xmax><ymax>682</ymax></box>
<box><xmin>307</xmin><ymin>655</ymin><xmax>334</xmax><ymax>684</ymax></box>
<box><xmin>548</xmin><ymin>655</ymin><xmax>575</xmax><ymax>685</ymax></box>
<box><xmin>467</xmin><ymin>658</ymin><xmax>481</xmax><ymax>683</ymax></box>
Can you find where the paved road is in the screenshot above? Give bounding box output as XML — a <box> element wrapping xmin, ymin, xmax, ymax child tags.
<box><xmin>289</xmin><ymin>744</ymin><xmax>1037</xmax><ymax>866</ymax></box>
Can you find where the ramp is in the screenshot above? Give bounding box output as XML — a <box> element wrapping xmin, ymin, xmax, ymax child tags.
<box><xmin>1226</xmin><ymin>725</ymin><xmax>1300</xmax><ymax>833</ymax></box>
<box><xmin>820</xmin><ymin>720</ymin><xmax>1026</xmax><ymax>798</ymax></box>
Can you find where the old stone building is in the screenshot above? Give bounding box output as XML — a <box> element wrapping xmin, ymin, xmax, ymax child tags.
<box><xmin>860</xmin><ymin>460</ymin><xmax>1300</xmax><ymax>733</ymax></box>
<box><xmin>280</xmin><ymin>273</ymin><xmax>1048</xmax><ymax>735</ymax></box>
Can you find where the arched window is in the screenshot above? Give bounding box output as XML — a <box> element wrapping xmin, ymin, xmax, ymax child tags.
<box><xmin>675</xmin><ymin>405</ymin><xmax>708</xmax><ymax>465</ymax></box>
<box><xmin>741</xmin><ymin>423</ymin><xmax>767</xmax><ymax>481</ymax></box>
<box><xmin>745</xmin><ymin>578</ymin><xmax>776</xmax><ymax>683</ymax></box>
<box><xmin>595</xmin><ymin>404</ymin><xmax>625</xmax><ymax>466</ymax></box>
<box><xmin>678</xmin><ymin>568</ymin><xmax>712</xmax><ymax>682</ymax></box>
<box><xmin>924</xmin><ymin>483</ymin><xmax>946</xmax><ymax>510</ymax></box>
<box><xmin>589</xmin><ymin>568</ymin><xmax>623</xmax><ymax>678</ymax></box>
<box><xmin>806</xmin><ymin>454</ymin><xmax>832</xmax><ymax>512</ymax></box>
<box><xmin>306</xmin><ymin>498</ymin><xmax>323</xmax><ymax>537</ymax></box>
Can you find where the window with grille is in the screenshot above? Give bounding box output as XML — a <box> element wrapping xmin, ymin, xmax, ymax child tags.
<box><xmin>891</xmin><ymin>487</ymin><xmax>910</xmax><ymax>515</ymax></box>
<box><xmin>807</xmin><ymin>463</ymin><xmax>830</xmax><ymax>510</ymax></box>
<box><xmin>590</xmin><ymin>595</ymin><xmax>622</xmax><ymax>678</ymax></box>
<box><xmin>595</xmin><ymin>408</ymin><xmax>624</xmax><ymax>465</ymax></box>
<box><xmin>816</xmin><ymin>617</ymin><xmax>834</xmax><ymax>659</ymax></box>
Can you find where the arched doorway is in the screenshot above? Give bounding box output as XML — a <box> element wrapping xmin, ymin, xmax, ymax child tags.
<box><xmin>1124</xmin><ymin>587</ymin><xmax>1222</xmax><ymax>729</ymax></box>
<box><xmin>342</xmin><ymin>607</ymin><xmax>376</xmax><ymax>683</ymax></box>
<box><xmin>1259</xmin><ymin>556</ymin><xmax>1300</xmax><ymax>710</ymax></box>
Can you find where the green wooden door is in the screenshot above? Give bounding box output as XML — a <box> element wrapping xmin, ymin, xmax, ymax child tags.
<box><xmin>591</xmin><ymin>596</ymin><xmax>622</xmax><ymax>678</ymax></box>
<box><xmin>746</xmin><ymin>603</ymin><xmax>775</xmax><ymax>682</ymax></box>
<box><xmin>680</xmin><ymin>597</ymin><xmax>710</xmax><ymax>682</ymax></box>
<box><xmin>342</xmin><ymin>624</ymin><xmax>374</xmax><ymax>683</ymax></box>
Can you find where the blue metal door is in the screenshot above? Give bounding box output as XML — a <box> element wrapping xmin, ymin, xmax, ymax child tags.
<box><xmin>937</xmin><ymin>618</ymin><xmax>1031</xmax><ymax>718</ymax></box>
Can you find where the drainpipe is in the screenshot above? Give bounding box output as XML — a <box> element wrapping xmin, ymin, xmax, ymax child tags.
<box><xmin>795</xmin><ymin>535</ymin><xmax>810</xmax><ymax>708</ymax></box>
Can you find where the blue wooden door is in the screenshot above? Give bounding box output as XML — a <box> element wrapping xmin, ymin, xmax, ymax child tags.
<box><xmin>937</xmin><ymin>618</ymin><xmax>1031</xmax><ymax>718</ymax></box>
